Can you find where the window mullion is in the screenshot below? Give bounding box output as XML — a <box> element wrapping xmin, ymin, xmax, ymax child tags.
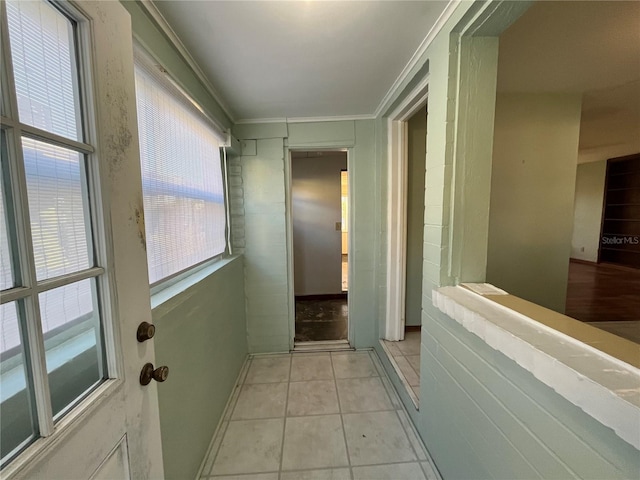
<box><xmin>18</xmin><ymin>124</ymin><xmax>94</xmax><ymax>155</ymax></box>
<box><xmin>0</xmin><ymin>4</ymin><xmax>17</xmax><ymax>119</ymax></box>
<box><xmin>0</xmin><ymin>116</ymin><xmax>16</xmax><ymax>128</ymax></box>
<box><xmin>21</xmin><ymin>296</ymin><xmax>54</xmax><ymax>436</ymax></box>
<box><xmin>0</xmin><ymin>286</ymin><xmax>32</xmax><ymax>304</ymax></box>
<box><xmin>5</xmin><ymin>126</ymin><xmax>55</xmax><ymax>436</ymax></box>
<box><xmin>0</xmin><ymin>2</ymin><xmax>14</xmax><ymax>117</ymax></box>
<box><xmin>35</xmin><ymin>266</ymin><xmax>105</xmax><ymax>294</ymax></box>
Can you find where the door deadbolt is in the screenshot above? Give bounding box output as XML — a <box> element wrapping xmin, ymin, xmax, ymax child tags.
<box><xmin>137</xmin><ymin>322</ymin><xmax>156</xmax><ymax>342</ymax></box>
<box><xmin>140</xmin><ymin>363</ymin><xmax>169</xmax><ymax>385</ymax></box>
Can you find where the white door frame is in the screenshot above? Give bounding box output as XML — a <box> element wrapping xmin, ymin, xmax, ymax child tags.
<box><xmin>285</xmin><ymin>147</ymin><xmax>352</xmax><ymax>348</ymax></box>
<box><xmin>385</xmin><ymin>76</ymin><xmax>430</xmax><ymax>341</ymax></box>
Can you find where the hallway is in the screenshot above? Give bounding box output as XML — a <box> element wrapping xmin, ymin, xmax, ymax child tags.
<box><xmin>200</xmin><ymin>351</ymin><xmax>438</xmax><ymax>479</ymax></box>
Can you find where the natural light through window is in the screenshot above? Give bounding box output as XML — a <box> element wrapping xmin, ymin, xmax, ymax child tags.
<box><xmin>134</xmin><ymin>51</ymin><xmax>226</xmax><ymax>285</ymax></box>
<box><xmin>1</xmin><ymin>0</ymin><xmax>107</xmax><ymax>467</ymax></box>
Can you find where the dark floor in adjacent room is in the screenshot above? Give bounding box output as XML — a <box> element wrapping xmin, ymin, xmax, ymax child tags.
<box><xmin>295</xmin><ymin>297</ymin><xmax>348</xmax><ymax>342</ymax></box>
<box><xmin>566</xmin><ymin>260</ymin><xmax>640</xmax><ymax>343</ymax></box>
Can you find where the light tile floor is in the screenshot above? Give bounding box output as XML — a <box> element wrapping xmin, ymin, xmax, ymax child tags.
<box><xmin>382</xmin><ymin>331</ymin><xmax>421</xmax><ymax>404</ymax></box>
<box><xmin>200</xmin><ymin>350</ymin><xmax>439</xmax><ymax>480</ymax></box>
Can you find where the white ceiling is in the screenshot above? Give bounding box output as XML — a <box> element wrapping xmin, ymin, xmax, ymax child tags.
<box><xmin>497</xmin><ymin>1</ymin><xmax>640</xmax><ymax>163</ymax></box>
<box><xmin>153</xmin><ymin>0</ymin><xmax>449</xmax><ymax>122</ymax></box>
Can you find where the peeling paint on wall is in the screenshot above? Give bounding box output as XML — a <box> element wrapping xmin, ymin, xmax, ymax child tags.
<box><xmin>132</xmin><ymin>202</ymin><xmax>147</xmax><ymax>251</ymax></box>
<box><xmin>104</xmin><ymin>58</ymin><xmax>133</xmax><ymax>176</ymax></box>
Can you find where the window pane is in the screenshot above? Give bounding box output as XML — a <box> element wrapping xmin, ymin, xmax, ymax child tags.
<box><xmin>38</xmin><ymin>279</ymin><xmax>104</xmax><ymax>418</ymax></box>
<box><xmin>0</xmin><ymin>302</ymin><xmax>37</xmax><ymax>465</ymax></box>
<box><xmin>1</xmin><ymin>133</ymin><xmax>15</xmax><ymax>291</ymax></box>
<box><xmin>23</xmin><ymin>137</ymin><xmax>91</xmax><ymax>280</ymax></box>
<box><xmin>6</xmin><ymin>0</ymin><xmax>80</xmax><ymax>141</ymax></box>
<box><xmin>135</xmin><ymin>60</ymin><xmax>226</xmax><ymax>284</ymax></box>
<box><xmin>0</xmin><ymin>181</ymin><xmax>14</xmax><ymax>291</ymax></box>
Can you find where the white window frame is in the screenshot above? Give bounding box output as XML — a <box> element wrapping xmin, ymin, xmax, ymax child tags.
<box><xmin>0</xmin><ymin>0</ymin><xmax>122</xmax><ymax>469</ymax></box>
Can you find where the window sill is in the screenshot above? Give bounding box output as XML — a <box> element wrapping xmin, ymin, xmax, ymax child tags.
<box><xmin>150</xmin><ymin>255</ymin><xmax>242</xmax><ymax>311</ymax></box>
<box><xmin>432</xmin><ymin>284</ymin><xmax>640</xmax><ymax>450</ymax></box>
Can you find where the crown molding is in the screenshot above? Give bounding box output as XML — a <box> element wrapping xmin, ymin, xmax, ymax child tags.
<box><xmin>286</xmin><ymin>114</ymin><xmax>376</xmax><ymax>124</ymax></box>
<box><xmin>233</xmin><ymin>117</ymin><xmax>288</xmax><ymax>125</ymax></box>
<box><xmin>138</xmin><ymin>0</ymin><xmax>236</xmax><ymax>123</ymax></box>
<box><xmin>374</xmin><ymin>0</ymin><xmax>461</xmax><ymax>118</ymax></box>
<box><xmin>235</xmin><ymin>114</ymin><xmax>376</xmax><ymax>125</ymax></box>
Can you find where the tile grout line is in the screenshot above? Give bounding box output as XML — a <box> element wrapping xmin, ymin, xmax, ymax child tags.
<box><xmin>330</xmin><ymin>352</ymin><xmax>355</xmax><ymax>480</ymax></box>
<box><xmin>371</xmin><ymin>350</ymin><xmax>426</xmax><ymax>473</ymax></box>
<box><xmin>370</xmin><ymin>350</ymin><xmax>405</xmax><ymax>410</ymax></box>
<box><xmin>224</xmin><ymin>404</ymin><xmax>398</xmax><ymax>423</ymax></box>
<box><xmin>383</xmin><ymin>339</ymin><xmax>420</xmax><ymax>406</ymax></box>
<box><xmin>375</xmin><ymin>352</ymin><xmax>422</xmax><ymax>458</ymax></box>
<box><xmin>207</xmin><ymin>350</ymin><xmax>438</xmax><ymax>479</ymax></box>
<box><xmin>377</xmin><ymin>346</ymin><xmax>441</xmax><ymax>479</ymax></box>
<box><xmin>394</xmin><ymin>409</ymin><xmax>422</xmax><ymax>463</ymax></box>
<box><xmin>226</xmin><ymin>357</ymin><xmax>252</xmax><ymax>421</ymax></box>
<box><xmin>207</xmin><ymin>356</ymin><xmax>253</xmax><ymax>477</ymax></box>
<box><xmin>227</xmin><ymin>382</ymin><xmax>290</xmax><ymax>421</ymax></box>
<box><xmin>273</xmin><ymin>460</ymin><xmax>429</xmax><ymax>477</ymax></box>
<box><xmin>405</xmin><ymin>350</ymin><xmax>421</xmax><ymax>392</ymax></box>
<box><xmin>207</xmin><ymin>461</ymin><xmax>433</xmax><ymax>479</ymax></box>
<box><xmin>277</xmin><ymin>355</ymin><xmax>293</xmax><ymax>479</ymax></box>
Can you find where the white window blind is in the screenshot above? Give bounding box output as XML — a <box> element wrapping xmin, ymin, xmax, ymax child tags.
<box><xmin>7</xmin><ymin>0</ymin><xmax>80</xmax><ymax>141</ymax></box>
<box><xmin>134</xmin><ymin>51</ymin><xmax>226</xmax><ymax>285</ymax></box>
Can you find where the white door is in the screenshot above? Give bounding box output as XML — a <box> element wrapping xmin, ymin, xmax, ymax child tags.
<box><xmin>1</xmin><ymin>1</ymin><xmax>164</xmax><ymax>478</ymax></box>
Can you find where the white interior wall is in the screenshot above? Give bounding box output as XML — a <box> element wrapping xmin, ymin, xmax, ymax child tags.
<box><xmin>487</xmin><ymin>92</ymin><xmax>582</xmax><ymax>313</ymax></box>
<box><xmin>571</xmin><ymin>160</ymin><xmax>607</xmax><ymax>262</ymax></box>
<box><xmin>292</xmin><ymin>153</ymin><xmax>347</xmax><ymax>296</ymax></box>
<box><xmin>405</xmin><ymin>107</ymin><xmax>427</xmax><ymax>326</ymax></box>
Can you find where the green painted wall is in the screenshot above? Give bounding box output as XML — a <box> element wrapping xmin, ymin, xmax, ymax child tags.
<box><xmin>405</xmin><ymin>107</ymin><xmax>427</xmax><ymax>326</ymax></box>
<box><xmin>571</xmin><ymin>160</ymin><xmax>606</xmax><ymax>262</ymax></box>
<box><xmin>419</xmin><ymin>307</ymin><xmax>639</xmax><ymax>480</ymax></box>
<box><xmin>374</xmin><ymin>1</ymin><xmax>638</xmax><ymax>479</ymax></box>
<box><xmin>152</xmin><ymin>258</ymin><xmax>247</xmax><ymax>480</ymax></box>
<box><xmin>487</xmin><ymin>92</ymin><xmax>582</xmax><ymax>313</ymax></box>
<box><xmin>122</xmin><ymin>1</ymin><xmax>232</xmax><ymax>129</ymax></box>
<box><xmin>122</xmin><ymin>1</ymin><xmax>639</xmax><ymax>478</ymax></box>
<box><xmin>232</xmin><ymin>119</ymin><xmax>378</xmax><ymax>352</ymax></box>
<box><xmin>124</xmin><ymin>7</ymin><xmax>243</xmax><ymax>477</ymax></box>
<box><xmin>237</xmin><ymin>137</ymin><xmax>291</xmax><ymax>353</ymax></box>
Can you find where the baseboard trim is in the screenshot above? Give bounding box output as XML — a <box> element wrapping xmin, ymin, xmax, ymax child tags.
<box><xmin>569</xmin><ymin>258</ymin><xmax>598</xmax><ymax>266</ymax></box>
<box><xmin>295</xmin><ymin>293</ymin><xmax>348</xmax><ymax>301</ymax></box>
<box><xmin>570</xmin><ymin>258</ymin><xmax>639</xmax><ymax>272</ymax></box>
<box><xmin>293</xmin><ymin>340</ymin><xmax>353</xmax><ymax>352</ymax></box>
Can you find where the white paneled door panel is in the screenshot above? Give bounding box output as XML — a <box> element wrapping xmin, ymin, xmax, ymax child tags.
<box><xmin>1</xmin><ymin>1</ymin><xmax>164</xmax><ymax>478</ymax></box>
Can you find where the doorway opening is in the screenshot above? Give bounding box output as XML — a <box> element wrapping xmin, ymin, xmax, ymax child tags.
<box><xmin>484</xmin><ymin>0</ymin><xmax>640</xmax><ymax>344</ymax></box>
<box><xmin>291</xmin><ymin>150</ymin><xmax>349</xmax><ymax>346</ymax></box>
<box><xmin>383</xmin><ymin>100</ymin><xmax>428</xmax><ymax>407</ymax></box>
<box><xmin>341</xmin><ymin>170</ymin><xmax>349</xmax><ymax>292</ymax></box>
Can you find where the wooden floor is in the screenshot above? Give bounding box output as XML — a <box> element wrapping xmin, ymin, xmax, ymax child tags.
<box><xmin>565</xmin><ymin>260</ymin><xmax>640</xmax><ymax>323</ymax></box>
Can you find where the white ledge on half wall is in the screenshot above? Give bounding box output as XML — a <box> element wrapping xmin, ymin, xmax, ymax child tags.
<box><xmin>432</xmin><ymin>285</ymin><xmax>640</xmax><ymax>450</ymax></box>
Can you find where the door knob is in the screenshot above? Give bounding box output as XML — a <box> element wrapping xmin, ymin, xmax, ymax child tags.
<box><xmin>140</xmin><ymin>363</ymin><xmax>169</xmax><ymax>385</ymax></box>
<box><xmin>137</xmin><ymin>322</ymin><xmax>156</xmax><ymax>342</ymax></box>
